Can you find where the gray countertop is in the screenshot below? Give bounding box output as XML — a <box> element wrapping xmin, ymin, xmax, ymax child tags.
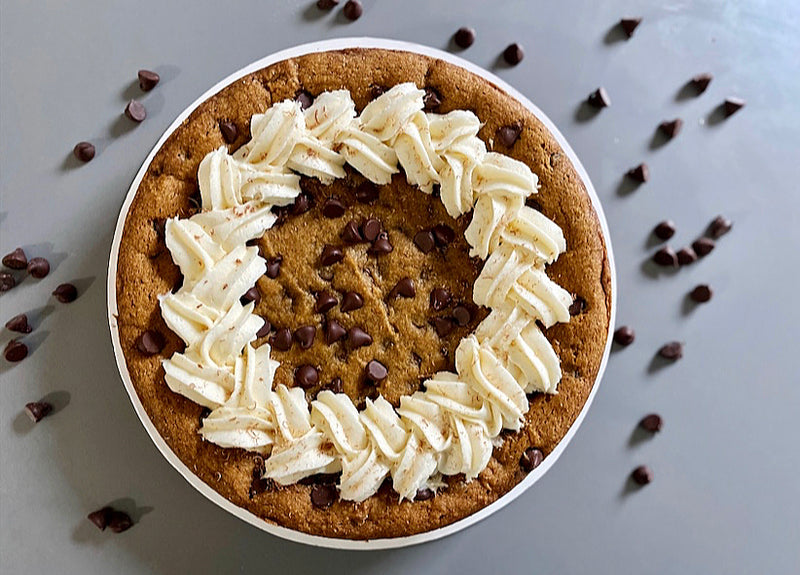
<box><xmin>1</xmin><ymin>1</ymin><xmax>798</xmax><ymax>573</ymax></box>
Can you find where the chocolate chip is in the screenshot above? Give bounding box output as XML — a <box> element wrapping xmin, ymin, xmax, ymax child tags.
<box><xmin>137</xmin><ymin>69</ymin><xmax>160</xmax><ymax>91</ymax></box>
<box><xmin>690</xmin><ymin>73</ymin><xmax>713</xmax><ymax>94</ymax></box>
<box><xmin>496</xmin><ymin>123</ymin><xmax>522</xmax><ymax>147</ymax></box>
<box><xmin>454</xmin><ymin>26</ymin><xmax>476</xmax><ymax>48</ymax></box>
<box><xmin>369</xmin><ymin>84</ymin><xmax>385</xmax><ymax>99</ymax></box>
<box><xmin>6</xmin><ymin>314</ymin><xmax>32</xmax><ymax>334</ymax></box>
<box><xmin>724</xmin><ymin>97</ymin><xmax>745</xmax><ymax>117</ymax></box>
<box><xmin>4</xmin><ymin>340</ymin><xmax>27</xmax><ymax>362</ymax></box>
<box><xmin>320</xmin><ymin>245</ymin><xmax>344</xmax><ymax>266</ymax></box>
<box><xmin>2</xmin><ymin>247</ymin><xmax>27</xmax><ymax>270</ymax></box>
<box><xmin>620</xmin><ymin>17</ymin><xmax>642</xmax><ymax>38</ymax></box>
<box><xmin>369</xmin><ymin>233</ymin><xmax>393</xmax><ymax>255</ymax></box>
<box><xmin>108</xmin><ymin>510</ymin><xmax>134</xmax><ymax>533</ymax></box>
<box><xmin>614</xmin><ymin>326</ymin><xmax>635</xmax><ymax>346</ymax></box>
<box><xmin>311</xmin><ymin>483</ymin><xmax>338</xmax><ymax>508</ymax></box>
<box><xmin>219</xmin><ymin>120</ymin><xmax>238</xmax><ymax>144</ymax></box>
<box><xmin>692</xmin><ymin>237</ymin><xmax>715</xmax><ymax>257</ymax></box>
<box><xmin>341</xmin><ymin>291</ymin><xmax>364</xmax><ymax>312</ymax></box>
<box><xmin>291</xmin><ymin>193</ymin><xmax>311</xmax><ymax>215</ymax></box>
<box><xmin>124</xmin><ymin>99</ymin><xmax>146</xmax><ymax>122</ymax></box>
<box><xmin>707</xmin><ymin>215</ymin><xmax>733</xmax><ymax>239</ymax></box>
<box><xmin>430</xmin><ymin>287</ymin><xmax>452</xmax><ymax>311</ymax></box>
<box><xmin>295</xmin><ymin>365</ymin><xmax>319</xmax><ymax>389</ymax></box>
<box><xmin>240</xmin><ymin>286</ymin><xmax>261</xmax><ymax>306</ymax></box>
<box><xmin>658</xmin><ymin>341</ymin><xmax>684</xmax><ymax>360</ymax></box>
<box><xmin>431</xmin><ymin>317</ymin><xmax>455</xmax><ymax>337</ymax></box>
<box><xmin>349</xmin><ymin>327</ymin><xmax>373</xmax><ymax>349</ymax></box>
<box><xmin>73</xmin><ymin>141</ymin><xmax>95</xmax><ymax>162</ymax></box>
<box><xmin>414</xmin><ymin>230</ymin><xmax>436</xmax><ymax>253</ymax></box>
<box><xmin>316</xmin><ymin>0</ymin><xmax>339</xmax><ymax>9</ymax></box>
<box><xmin>25</xmin><ymin>401</ymin><xmax>53</xmax><ymax>423</ymax></box>
<box><xmin>415</xmin><ymin>488</ymin><xmax>435</xmax><ymax>501</ymax></box>
<box><xmin>294</xmin><ymin>326</ymin><xmax>316</xmax><ymax>349</ymax></box>
<box><xmin>503</xmin><ymin>43</ymin><xmax>524</xmax><ymax>65</ymax></box>
<box><xmin>355</xmin><ymin>181</ymin><xmax>379</xmax><ymax>203</ymax></box>
<box><xmin>342</xmin><ymin>220</ymin><xmax>364</xmax><ymax>243</ymax></box>
<box><xmin>587</xmin><ymin>87</ymin><xmax>611</xmax><ymax>109</ymax></box>
<box><xmin>365</xmin><ymin>360</ymin><xmax>388</xmax><ymax>383</ymax></box>
<box><xmin>391</xmin><ymin>278</ymin><xmax>416</xmax><ymax>299</ymax></box>
<box><xmin>432</xmin><ymin>224</ymin><xmax>455</xmax><ymax>246</ymax></box>
<box><xmin>0</xmin><ymin>272</ymin><xmax>15</xmax><ymax>292</ymax></box>
<box><xmin>265</xmin><ymin>256</ymin><xmax>282</xmax><ymax>278</ymax></box>
<box><xmin>256</xmin><ymin>319</ymin><xmax>272</xmax><ymax>339</ymax></box>
<box><xmin>526</xmin><ymin>196</ymin><xmax>541</xmax><ymax>211</ymax></box>
<box><xmin>626</xmin><ymin>163</ymin><xmax>649</xmax><ymax>183</ymax></box>
<box><xmin>27</xmin><ymin>257</ymin><xmax>50</xmax><ymax>278</ymax></box>
<box><xmin>342</xmin><ymin>0</ymin><xmax>362</xmax><ymax>20</ymax></box>
<box><xmin>315</xmin><ymin>291</ymin><xmax>338</xmax><ymax>314</ymax></box>
<box><xmin>690</xmin><ymin>284</ymin><xmax>713</xmax><ymax>303</ymax></box>
<box><xmin>325</xmin><ymin>320</ymin><xmax>347</xmax><ymax>344</ymax></box>
<box><xmin>136</xmin><ymin>330</ymin><xmax>165</xmax><ymax>355</ymax></box>
<box><xmin>569</xmin><ymin>296</ymin><xmax>587</xmax><ymax>316</ymax></box>
<box><xmin>653</xmin><ymin>220</ymin><xmax>676</xmax><ymax>241</ymax></box>
<box><xmin>639</xmin><ymin>414</ymin><xmax>663</xmax><ymax>433</ymax></box>
<box><xmin>520</xmin><ymin>447</ymin><xmax>544</xmax><ymax>472</ymax></box>
<box><xmin>631</xmin><ymin>465</ymin><xmax>653</xmax><ymax>486</ymax></box>
<box><xmin>659</xmin><ymin>118</ymin><xmax>683</xmax><ymax>139</ymax></box>
<box><xmin>270</xmin><ymin>328</ymin><xmax>293</xmax><ymax>351</ymax></box>
<box><xmin>87</xmin><ymin>507</ymin><xmax>112</xmax><ymax>530</ymax></box>
<box><xmin>420</xmin><ymin>88</ymin><xmax>441</xmax><ymax>113</ymax></box>
<box><xmin>652</xmin><ymin>246</ymin><xmax>678</xmax><ymax>267</ymax></box>
<box><xmin>677</xmin><ymin>247</ymin><xmax>698</xmax><ymax>266</ymax></box>
<box><xmin>362</xmin><ymin>218</ymin><xmax>382</xmax><ymax>242</ymax></box>
<box><xmin>328</xmin><ymin>377</ymin><xmax>344</xmax><ymax>393</ymax></box>
<box><xmin>321</xmin><ymin>197</ymin><xmax>346</xmax><ymax>219</ymax></box>
<box><xmin>295</xmin><ymin>90</ymin><xmax>314</xmax><ymax>110</ymax></box>
<box><xmin>52</xmin><ymin>283</ymin><xmax>78</xmax><ymax>303</ymax></box>
<box><xmin>452</xmin><ymin>305</ymin><xmax>471</xmax><ymax>326</ymax></box>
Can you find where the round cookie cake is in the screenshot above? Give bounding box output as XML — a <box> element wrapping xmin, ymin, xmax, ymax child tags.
<box><xmin>112</xmin><ymin>47</ymin><xmax>612</xmax><ymax>541</ymax></box>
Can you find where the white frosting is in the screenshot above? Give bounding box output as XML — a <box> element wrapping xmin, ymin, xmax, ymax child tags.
<box><xmin>158</xmin><ymin>84</ymin><xmax>573</xmax><ymax>503</ymax></box>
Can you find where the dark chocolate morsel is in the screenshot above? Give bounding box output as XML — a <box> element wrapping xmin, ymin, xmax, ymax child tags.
<box><xmin>631</xmin><ymin>465</ymin><xmax>653</xmax><ymax>485</ymax></box>
<box><xmin>124</xmin><ymin>100</ymin><xmax>146</xmax><ymax>122</ymax></box>
<box><xmin>52</xmin><ymin>283</ymin><xmax>78</xmax><ymax>303</ymax></box>
<box><xmin>503</xmin><ymin>43</ymin><xmax>524</xmax><ymax>65</ymax></box>
<box><xmin>294</xmin><ymin>326</ymin><xmax>317</xmax><ymax>349</ymax></box>
<box><xmin>320</xmin><ymin>245</ymin><xmax>344</xmax><ymax>266</ymax></box>
<box><xmin>415</xmin><ymin>488</ymin><xmax>435</xmax><ymax>501</ymax></box>
<box><xmin>256</xmin><ymin>319</ymin><xmax>272</xmax><ymax>339</ymax></box>
<box><xmin>614</xmin><ymin>326</ymin><xmax>635</xmax><ymax>346</ymax></box>
<box><xmin>265</xmin><ymin>256</ymin><xmax>282</xmax><ymax>279</ymax></box>
<box><xmin>108</xmin><ymin>510</ymin><xmax>134</xmax><ymax>533</ymax></box>
<box><xmin>520</xmin><ymin>447</ymin><xmax>544</xmax><ymax>472</ymax></box>
<box><xmin>340</xmin><ymin>291</ymin><xmax>364</xmax><ymax>312</ymax></box>
<box><xmin>348</xmin><ymin>327</ymin><xmax>373</xmax><ymax>349</ymax></box>
<box><xmin>5</xmin><ymin>314</ymin><xmax>32</xmax><ymax>334</ymax></box>
<box><xmin>391</xmin><ymin>278</ymin><xmax>416</xmax><ymax>299</ymax></box>
<box><xmin>724</xmin><ymin>97</ymin><xmax>745</xmax><ymax>117</ymax></box>
<box><xmin>620</xmin><ymin>17</ymin><xmax>642</xmax><ymax>38</ymax></box>
<box><xmin>453</xmin><ymin>305</ymin><xmax>471</xmax><ymax>326</ymax></box>
<box><xmin>240</xmin><ymin>286</ymin><xmax>261</xmax><ymax>306</ymax></box>
<box><xmin>626</xmin><ymin>163</ymin><xmax>649</xmax><ymax>183</ymax></box>
<box><xmin>342</xmin><ymin>0</ymin><xmax>362</xmax><ymax>20</ymax></box>
<box><xmin>325</xmin><ymin>320</ymin><xmax>347</xmax><ymax>344</ymax></box>
<box><xmin>322</xmin><ymin>197</ymin><xmax>346</xmax><ymax>218</ymax></box>
<box><xmin>316</xmin><ymin>0</ymin><xmax>339</xmax><ymax>9</ymax></box>
<box><xmin>270</xmin><ymin>328</ymin><xmax>293</xmax><ymax>351</ymax></box>
<box><xmin>423</xmin><ymin>87</ymin><xmax>442</xmax><ymax>111</ymax></box>
<box><xmin>431</xmin><ymin>317</ymin><xmax>454</xmax><ymax>337</ymax></box>
<box><xmin>658</xmin><ymin>341</ymin><xmax>684</xmax><ymax>360</ymax></box>
<box><xmin>0</xmin><ymin>272</ymin><xmax>15</xmax><ymax>292</ymax></box>
<box><xmin>639</xmin><ymin>414</ymin><xmax>663</xmax><ymax>433</ymax></box>
<box><xmin>653</xmin><ymin>220</ymin><xmax>676</xmax><ymax>241</ymax></box>
<box><xmin>315</xmin><ymin>291</ymin><xmax>338</xmax><ymax>314</ymax></box>
<box><xmin>295</xmin><ymin>365</ymin><xmax>319</xmax><ymax>388</ymax></box>
<box><xmin>413</xmin><ymin>230</ymin><xmax>436</xmax><ymax>253</ymax></box>
<box><xmin>365</xmin><ymin>360</ymin><xmax>388</xmax><ymax>383</ymax></box>
<box><xmin>136</xmin><ymin>330</ymin><xmax>165</xmax><ymax>355</ymax></box>
<box><xmin>362</xmin><ymin>218</ymin><xmax>382</xmax><ymax>242</ymax></box>
<box><xmin>708</xmin><ymin>215</ymin><xmax>733</xmax><ymax>239</ymax></box>
<box><xmin>137</xmin><ymin>69</ymin><xmax>160</xmax><ymax>91</ymax></box>
<box><xmin>311</xmin><ymin>483</ymin><xmax>338</xmax><ymax>508</ymax></box>
<box><xmin>219</xmin><ymin>120</ymin><xmax>238</xmax><ymax>144</ymax></box>
<box><xmin>4</xmin><ymin>339</ymin><xmax>27</xmax><ymax>362</ymax></box>
<box><xmin>652</xmin><ymin>246</ymin><xmax>678</xmax><ymax>267</ymax></box>
<box><xmin>432</xmin><ymin>224</ymin><xmax>455</xmax><ymax>246</ymax></box>
<box><xmin>25</xmin><ymin>401</ymin><xmax>53</xmax><ymax>423</ymax></box>
<box><xmin>73</xmin><ymin>141</ymin><xmax>95</xmax><ymax>162</ymax></box>
<box><xmin>27</xmin><ymin>257</ymin><xmax>50</xmax><ymax>278</ymax></box>
<box><xmin>454</xmin><ymin>27</ymin><xmax>476</xmax><ymax>49</ymax></box>
<box><xmin>692</xmin><ymin>237</ymin><xmax>715</xmax><ymax>257</ymax></box>
<box><xmin>430</xmin><ymin>287</ymin><xmax>452</xmax><ymax>311</ymax></box>
<box><xmin>587</xmin><ymin>87</ymin><xmax>611</xmax><ymax>109</ymax></box>
<box><xmin>496</xmin><ymin>123</ymin><xmax>522</xmax><ymax>147</ymax></box>
<box><xmin>690</xmin><ymin>73</ymin><xmax>713</xmax><ymax>94</ymax></box>
<box><xmin>342</xmin><ymin>220</ymin><xmax>364</xmax><ymax>243</ymax></box>
<box><xmin>295</xmin><ymin>90</ymin><xmax>314</xmax><ymax>110</ymax></box>
<box><xmin>328</xmin><ymin>377</ymin><xmax>344</xmax><ymax>394</ymax></box>
<box><xmin>369</xmin><ymin>233</ymin><xmax>393</xmax><ymax>255</ymax></box>
<box><xmin>355</xmin><ymin>181</ymin><xmax>379</xmax><ymax>203</ymax></box>
<box><xmin>2</xmin><ymin>247</ymin><xmax>27</xmax><ymax>270</ymax></box>
<box><xmin>87</xmin><ymin>507</ymin><xmax>112</xmax><ymax>530</ymax></box>
<box><xmin>690</xmin><ymin>284</ymin><xmax>713</xmax><ymax>303</ymax></box>
<box><xmin>659</xmin><ymin>118</ymin><xmax>683</xmax><ymax>139</ymax></box>
<box><xmin>677</xmin><ymin>247</ymin><xmax>698</xmax><ymax>266</ymax></box>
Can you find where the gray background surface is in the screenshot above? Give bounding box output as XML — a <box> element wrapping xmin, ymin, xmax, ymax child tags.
<box><xmin>1</xmin><ymin>1</ymin><xmax>799</xmax><ymax>573</ymax></box>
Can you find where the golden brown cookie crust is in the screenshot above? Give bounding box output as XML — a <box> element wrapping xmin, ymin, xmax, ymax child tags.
<box><xmin>115</xmin><ymin>48</ymin><xmax>612</xmax><ymax>540</ymax></box>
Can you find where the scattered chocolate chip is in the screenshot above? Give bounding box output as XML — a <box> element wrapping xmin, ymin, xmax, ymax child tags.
<box><xmin>311</xmin><ymin>483</ymin><xmax>338</xmax><ymax>508</ymax></box>
<box><xmin>325</xmin><ymin>320</ymin><xmax>347</xmax><ymax>344</ymax></box>
<box><xmin>295</xmin><ymin>90</ymin><xmax>314</xmax><ymax>110</ymax></box>
<box><xmin>342</xmin><ymin>0</ymin><xmax>362</xmax><ymax>20</ymax></box>
<box><xmin>136</xmin><ymin>330</ymin><xmax>165</xmax><ymax>355</ymax></box>
<box><xmin>294</xmin><ymin>326</ymin><xmax>316</xmax><ymax>349</ymax></box>
<box><xmin>414</xmin><ymin>230</ymin><xmax>436</xmax><ymax>254</ymax></box>
<box><xmin>365</xmin><ymin>360</ymin><xmax>388</xmax><ymax>383</ymax></box>
<box><xmin>620</xmin><ymin>17</ymin><xmax>642</xmax><ymax>38</ymax></box>
<box><xmin>431</xmin><ymin>317</ymin><xmax>455</xmax><ymax>337</ymax></box>
<box><xmin>2</xmin><ymin>247</ymin><xmax>27</xmax><ymax>270</ymax></box>
<box><xmin>4</xmin><ymin>340</ymin><xmax>27</xmax><ymax>362</ymax></box>
<box><xmin>362</xmin><ymin>218</ymin><xmax>382</xmax><ymax>242</ymax></box>
<box><xmin>349</xmin><ymin>327</ymin><xmax>373</xmax><ymax>349</ymax></box>
<box><xmin>690</xmin><ymin>73</ymin><xmax>713</xmax><ymax>94</ymax></box>
<box><xmin>219</xmin><ymin>120</ymin><xmax>238</xmax><ymax>144</ymax></box>
<box><xmin>652</xmin><ymin>246</ymin><xmax>678</xmax><ymax>268</ymax></box>
<box><xmin>137</xmin><ymin>69</ymin><xmax>160</xmax><ymax>91</ymax></box>
<box><xmin>87</xmin><ymin>507</ymin><xmax>112</xmax><ymax>530</ymax></box>
<box><xmin>270</xmin><ymin>328</ymin><xmax>293</xmax><ymax>351</ymax></box>
<box><xmin>321</xmin><ymin>197</ymin><xmax>346</xmax><ymax>219</ymax></box>
<box><xmin>108</xmin><ymin>510</ymin><xmax>134</xmax><ymax>533</ymax></box>
<box><xmin>240</xmin><ymin>286</ymin><xmax>261</xmax><ymax>306</ymax></box>
<box><xmin>320</xmin><ymin>245</ymin><xmax>344</xmax><ymax>266</ymax></box>
<box><xmin>452</xmin><ymin>305</ymin><xmax>471</xmax><ymax>326</ymax></box>
<box><xmin>639</xmin><ymin>414</ymin><xmax>663</xmax><ymax>433</ymax></box>
<box><xmin>124</xmin><ymin>99</ymin><xmax>146</xmax><ymax>122</ymax></box>
<box><xmin>328</xmin><ymin>377</ymin><xmax>344</xmax><ymax>394</ymax></box>
<box><xmin>369</xmin><ymin>233</ymin><xmax>393</xmax><ymax>255</ymax></box>
<box><xmin>73</xmin><ymin>141</ymin><xmax>95</xmax><ymax>162</ymax></box>
<box><xmin>503</xmin><ymin>43</ymin><xmax>524</xmax><ymax>65</ymax></box>
<box><xmin>587</xmin><ymin>87</ymin><xmax>611</xmax><ymax>109</ymax></box>
<box><xmin>315</xmin><ymin>292</ymin><xmax>338</xmax><ymax>314</ymax></box>
<box><xmin>391</xmin><ymin>278</ymin><xmax>416</xmax><ymax>299</ymax></box>
<box><xmin>0</xmin><ymin>272</ymin><xmax>15</xmax><ymax>292</ymax></box>
<box><xmin>569</xmin><ymin>296</ymin><xmax>587</xmax><ymax>316</ymax></box>
<box><xmin>25</xmin><ymin>401</ymin><xmax>53</xmax><ymax>423</ymax></box>
<box><xmin>416</xmin><ymin>488</ymin><xmax>435</xmax><ymax>501</ymax></box>
<box><xmin>369</xmin><ymin>84</ymin><xmax>385</xmax><ymax>99</ymax></box>
<box><xmin>341</xmin><ymin>220</ymin><xmax>364</xmax><ymax>243</ymax></box>
<box><xmin>658</xmin><ymin>341</ymin><xmax>684</xmax><ymax>360</ymax></box>
<box><xmin>340</xmin><ymin>291</ymin><xmax>364</xmax><ymax>312</ymax></box>
<box><xmin>265</xmin><ymin>256</ymin><xmax>282</xmax><ymax>278</ymax></box>
<box><xmin>52</xmin><ymin>283</ymin><xmax>78</xmax><ymax>303</ymax></box>
<box><xmin>27</xmin><ymin>257</ymin><xmax>50</xmax><ymax>278</ymax></box>
<box><xmin>355</xmin><ymin>181</ymin><xmax>379</xmax><ymax>203</ymax></box>
<box><xmin>614</xmin><ymin>326</ymin><xmax>635</xmax><ymax>346</ymax></box>
<box><xmin>291</xmin><ymin>193</ymin><xmax>311</xmax><ymax>215</ymax></box>
<box><xmin>692</xmin><ymin>237</ymin><xmax>715</xmax><ymax>257</ymax></box>
<box><xmin>316</xmin><ymin>0</ymin><xmax>339</xmax><ymax>9</ymax></box>
<box><xmin>496</xmin><ymin>123</ymin><xmax>522</xmax><ymax>147</ymax></box>
<box><xmin>626</xmin><ymin>163</ymin><xmax>649</xmax><ymax>183</ymax></box>
<box><xmin>295</xmin><ymin>365</ymin><xmax>319</xmax><ymax>388</ymax></box>
<box><xmin>659</xmin><ymin>118</ymin><xmax>683</xmax><ymax>139</ymax></box>
<box><xmin>690</xmin><ymin>284</ymin><xmax>713</xmax><ymax>303</ymax></box>
<box><xmin>432</xmin><ymin>224</ymin><xmax>455</xmax><ymax>246</ymax></box>
<box><xmin>707</xmin><ymin>215</ymin><xmax>733</xmax><ymax>239</ymax></box>
<box><xmin>724</xmin><ymin>97</ymin><xmax>745</xmax><ymax>117</ymax></box>
<box><xmin>653</xmin><ymin>220</ymin><xmax>676</xmax><ymax>241</ymax></box>
<box><xmin>677</xmin><ymin>247</ymin><xmax>698</xmax><ymax>266</ymax></box>
<box><xmin>520</xmin><ymin>447</ymin><xmax>544</xmax><ymax>472</ymax></box>
<box><xmin>423</xmin><ymin>87</ymin><xmax>442</xmax><ymax>111</ymax></box>
<box><xmin>6</xmin><ymin>314</ymin><xmax>32</xmax><ymax>333</ymax></box>
<box><xmin>631</xmin><ymin>465</ymin><xmax>653</xmax><ymax>486</ymax></box>
<box><xmin>256</xmin><ymin>319</ymin><xmax>272</xmax><ymax>339</ymax></box>
<box><xmin>430</xmin><ymin>287</ymin><xmax>452</xmax><ymax>311</ymax></box>
<box><xmin>454</xmin><ymin>26</ymin><xmax>476</xmax><ymax>48</ymax></box>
